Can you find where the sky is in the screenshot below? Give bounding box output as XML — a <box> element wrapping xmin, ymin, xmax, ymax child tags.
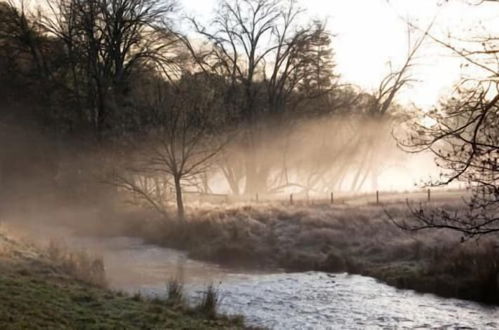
<box><xmin>180</xmin><ymin>0</ymin><xmax>498</xmax><ymax>109</ymax></box>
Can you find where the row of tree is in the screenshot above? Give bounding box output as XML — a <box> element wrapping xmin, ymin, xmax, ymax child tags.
<box><xmin>0</xmin><ymin>0</ymin><xmax>425</xmax><ymax>221</ymax></box>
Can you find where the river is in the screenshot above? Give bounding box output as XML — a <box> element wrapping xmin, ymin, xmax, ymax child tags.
<box><xmin>64</xmin><ymin>235</ymin><xmax>499</xmax><ymax>329</ymax></box>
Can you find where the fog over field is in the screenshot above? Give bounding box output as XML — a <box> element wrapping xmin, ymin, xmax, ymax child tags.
<box><xmin>0</xmin><ymin>0</ymin><xmax>498</xmax><ymax>328</ymax></box>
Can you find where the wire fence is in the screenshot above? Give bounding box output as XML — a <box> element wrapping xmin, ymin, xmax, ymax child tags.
<box><xmin>182</xmin><ymin>188</ymin><xmax>469</xmax><ymax>207</ymax></box>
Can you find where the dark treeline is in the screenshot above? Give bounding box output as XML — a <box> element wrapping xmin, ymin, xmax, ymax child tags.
<box><xmin>0</xmin><ymin>0</ymin><xmax>419</xmax><ymax>219</ymax></box>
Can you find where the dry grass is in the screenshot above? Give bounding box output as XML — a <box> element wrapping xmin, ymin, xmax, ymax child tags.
<box><xmin>166</xmin><ymin>276</ymin><xmax>185</xmax><ymax>306</ymax></box>
<box><xmin>197</xmin><ymin>283</ymin><xmax>222</xmax><ymax>318</ymax></box>
<box><xmin>46</xmin><ymin>239</ymin><xmax>106</xmax><ymax>287</ymax></box>
<box><xmin>131</xmin><ymin>202</ymin><xmax>499</xmax><ymax>304</ymax></box>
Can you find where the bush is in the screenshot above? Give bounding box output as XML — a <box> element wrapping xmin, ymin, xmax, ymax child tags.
<box><xmin>418</xmin><ymin>241</ymin><xmax>499</xmax><ymax>303</ymax></box>
<box><xmin>320</xmin><ymin>250</ymin><xmax>346</xmax><ymax>273</ymax></box>
<box><xmin>281</xmin><ymin>250</ymin><xmax>322</xmax><ymax>271</ymax></box>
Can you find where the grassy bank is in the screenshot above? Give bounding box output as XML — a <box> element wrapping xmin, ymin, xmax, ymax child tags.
<box><xmin>133</xmin><ymin>203</ymin><xmax>499</xmax><ymax>305</ymax></box>
<box><xmin>0</xmin><ymin>229</ymin><xmax>245</xmax><ymax>329</ymax></box>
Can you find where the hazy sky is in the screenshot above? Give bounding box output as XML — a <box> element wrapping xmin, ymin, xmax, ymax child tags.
<box><xmin>180</xmin><ymin>0</ymin><xmax>498</xmax><ymax>109</ymax></box>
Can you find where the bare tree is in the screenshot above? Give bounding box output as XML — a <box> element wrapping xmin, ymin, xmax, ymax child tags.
<box><xmin>394</xmin><ymin>9</ymin><xmax>499</xmax><ymax>238</ymax></box>
<box><xmin>190</xmin><ymin>0</ymin><xmax>342</xmax><ymax>195</ymax></box>
<box><xmin>0</xmin><ymin>1</ymin><xmax>51</xmax><ymax>85</ymax></box>
<box><xmin>116</xmin><ymin>73</ymin><xmax>227</xmax><ymax>220</ymax></box>
<box><xmin>343</xmin><ymin>25</ymin><xmax>429</xmax><ymax>192</ymax></box>
<box><xmin>41</xmin><ymin>0</ymin><xmax>180</xmax><ymax>135</ymax></box>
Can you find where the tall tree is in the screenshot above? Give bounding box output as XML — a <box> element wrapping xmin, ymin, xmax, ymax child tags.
<box><xmin>191</xmin><ymin>0</ymin><xmax>341</xmax><ymax>195</ymax></box>
<box><xmin>42</xmin><ymin>0</ymin><xmax>179</xmax><ymax>136</ymax></box>
<box><xmin>290</xmin><ymin>21</ymin><xmax>339</xmax><ymax>115</ymax></box>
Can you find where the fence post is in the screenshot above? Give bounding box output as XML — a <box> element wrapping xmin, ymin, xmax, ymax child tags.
<box><xmin>427</xmin><ymin>188</ymin><xmax>431</xmax><ymax>202</ymax></box>
<box><xmin>290</xmin><ymin>193</ymin><xmax>293</xmax><ymax>205</ymax></box>
<box><xmin>330</xmin><ymin>192</ymin><xmax>334</xmax><ymax>204</ymax></box>
<box><xmin>376</xmin><ymin>190</ymin><xmax>379</xmax><ymax>205</ymax></box>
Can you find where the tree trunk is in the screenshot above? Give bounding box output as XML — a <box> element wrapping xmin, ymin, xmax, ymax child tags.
<box><xmin>174</xmin><ymin>175</ymin><xmax>184</xmax><ymax>221</ymax></box>
<box><xmin>244</xmin><ymin>157</ymin><xmax>267</xmax><ymax>195</ymax></box>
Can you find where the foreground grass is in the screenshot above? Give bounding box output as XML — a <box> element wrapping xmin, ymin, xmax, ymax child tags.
<box><xmin>0</xmin><ymin>231</ymin><xmax>244</xmax><ymax>329</ymax></box>
<box><xmin>133</xmin><ymin>202</ymin><xmax>499</xmax><ymax>305</ymax></box>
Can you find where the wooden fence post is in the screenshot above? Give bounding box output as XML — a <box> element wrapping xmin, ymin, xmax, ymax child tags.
<box><xmin>330</xmin><ymin>192</ymin><xmax>334</xmax><ymax>204</ymax></box>
<box><xmin>376</xmin><ymin>190</ymin><xmax>379</xmax><ymax>205</ymax></box>
<box><xmin>427</xmin><ymin>188</ymin><xmax>431</xmax><ymax>202</ymax></box>
<box><xmin>290</xmin><ymin>193</ymin><xmax>293</xmax><ymax>205</ymax></box>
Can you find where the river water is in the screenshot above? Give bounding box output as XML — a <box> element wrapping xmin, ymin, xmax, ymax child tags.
<box><xmin>64</xmin><ymin>235</ymin><xmax>499</xmax><ymax>329</ymax></box>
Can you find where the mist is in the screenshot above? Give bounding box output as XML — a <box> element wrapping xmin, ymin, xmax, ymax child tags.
<box><xmin>202</xmin><ymin>115</ymin><xmax>439</xmax><ymax>195</ymax></box>
<box><xmin>0</xmin><ymin>0</ymin><xmax>498</xmax><ymax>328</ymax></box>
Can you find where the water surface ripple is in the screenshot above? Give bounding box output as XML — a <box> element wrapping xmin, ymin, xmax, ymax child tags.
<box><xmin>73</xmin><ymin>236</ymin><xmax>499</xmax><ymax>329</ymax></box>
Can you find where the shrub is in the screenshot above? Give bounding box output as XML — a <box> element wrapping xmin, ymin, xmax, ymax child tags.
<box><xmin>320</xmin><ymin>250</ymin><xmax>346</xmax><ymax>273</ymax></box>
<box><xmin>424</xmin><ymin>241</ymin><xmax>499</xmax><ymax>303</ymax></box>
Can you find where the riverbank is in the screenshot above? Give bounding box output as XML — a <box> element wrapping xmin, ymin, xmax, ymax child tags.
<box><xmin>0</xmin><ymin>229</ymin><xmax>245</xmax><ymax>329</ymax></box>
<box><xmin>131</xmin><ymin>203</ymin><xmax>499</xmax><ymax>305</ymax></box>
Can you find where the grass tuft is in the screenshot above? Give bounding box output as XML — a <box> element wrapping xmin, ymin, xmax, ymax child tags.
<box><xmin>197</xmin><ymin>283</ymin><xmax>222</xmax><ymax>318</ymax></box>
<box><xmin>166</xmin><ymin>276</ymin><xmax>185</xmax><ymax>306</ymax></box>
<box><xmin>46</xmin><ymin>239</ymin><xmax>106</xmax><ymax>287</ymax></box>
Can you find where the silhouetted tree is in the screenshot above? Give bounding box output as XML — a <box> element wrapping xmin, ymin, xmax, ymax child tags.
<box><xmin>42</xmin><ymin>0</ymin><xmax>180</xmax><ymax>136</ymax></box>
<box><xmin>394</xmin><ymin>14</ymin><xmax>499</xmax><ymax>238</ymax></box>
<box><xmin>115</xmin><ymin>73</ymin><xmax>227</xmax><ymax>220</ymax></box>
<box><xmin>191</xmin><ymin>0</ymin><xmax>343</xmax><ymax>195</ymax></box>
